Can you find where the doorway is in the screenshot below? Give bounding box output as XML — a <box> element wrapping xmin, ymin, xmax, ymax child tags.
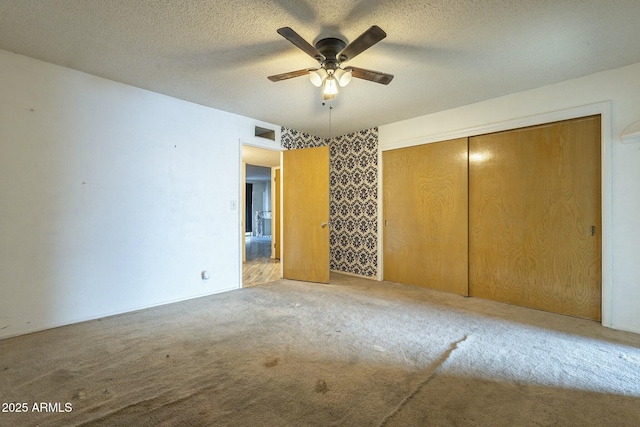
<box><xmin>242</xmin><ymin>146</ymin><xmax>281</xmax><ymax>287</ymax></box>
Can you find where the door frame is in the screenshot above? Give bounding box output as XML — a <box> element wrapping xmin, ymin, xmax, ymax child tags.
<box><xmin>271</xmin><ymin>166</ymin><xmax>281</xmax><ymax>259</ymax></box>
<box><xmin>238</xmin><ymin>138</ymin><xmax>284</xmax><ymax>285</ymax></box>
<box><xmin>379</xmin><ymin>101</ymin><xmax>613</xmax><ymax>327</ymax></box>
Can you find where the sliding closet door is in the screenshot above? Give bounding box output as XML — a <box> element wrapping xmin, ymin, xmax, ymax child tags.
<box><xmin>383</xmin><ymin>138</ymin><xmax>468</xmax><ymax>296</ymax></box>
<box><xmin>469</xmin><ymin>116</ymin><xmax>601</xmax><ymax>320</ymax></box>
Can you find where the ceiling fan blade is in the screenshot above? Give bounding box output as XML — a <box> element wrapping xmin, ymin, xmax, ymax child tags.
<box><xmin>268</xmin><ymin>68</ymin><xmax>314</xmax><ymax>82</ymax></box>
<box><xmin>338</xmin><ymin>26</ymin><xmax>387</xmax><ymax>62</ymax></box>
<box><xmin>348</xmin><ymin>67</ymin><xmax>394</xmax><ymax>85</ymax></box>
<box><xmin>277</xmin><ymin>27</ymin><xmax>325</xmax><ymax>61</ymax></box>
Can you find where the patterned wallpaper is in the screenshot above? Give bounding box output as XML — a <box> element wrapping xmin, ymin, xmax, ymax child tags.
<box><xmin>281</xmin><ymin>128</ymin><xmax>327</xmax><ymax>150</ymax></box>
<box><xmin>281</xmin><ymin>126</ymin><xmax>378</xmax><ymax>277</ymax></box>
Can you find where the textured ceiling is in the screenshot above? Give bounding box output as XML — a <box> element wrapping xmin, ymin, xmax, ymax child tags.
<box><xmin>2</xmin><ymin>0</ymin><xmax>640</xmax><ymax>138</ymax></box>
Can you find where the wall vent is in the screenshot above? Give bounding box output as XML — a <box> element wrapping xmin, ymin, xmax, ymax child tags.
<box><xmin>255</xmin><ymin>126</ymin><xmax>275</xmax><ymax>141</ymax></box>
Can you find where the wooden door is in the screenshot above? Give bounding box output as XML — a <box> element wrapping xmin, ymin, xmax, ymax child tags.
<box><xmin>469</xmin><ymin>116</ymin><xmax>601</xmax><ymax>320</ymax></box>
<box><xmin>383</xmin><ymin>138</ymin><xmax>469</xmax><ymax>295</ymax></box>
<box><xmin>273</xmin><ymin>168</ymin><xmax>281</xmax><ymax>259</ymax></box>
<box><xmin>283</xmin><ymin>146</ymin><xmax>330</xmax><ymax>283</ymax></box>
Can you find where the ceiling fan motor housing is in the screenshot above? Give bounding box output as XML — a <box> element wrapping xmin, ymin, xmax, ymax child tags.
<box><xmin>315</xmin><ymin>38</ymin><xmax>347</xmax><ymax>70</ymax></box>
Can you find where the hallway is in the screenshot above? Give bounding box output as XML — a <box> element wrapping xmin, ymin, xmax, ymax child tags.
<box><xmin>242</xmin><ymin>236</ymin><xmax>280</xmax><ymax>287</ymax></box>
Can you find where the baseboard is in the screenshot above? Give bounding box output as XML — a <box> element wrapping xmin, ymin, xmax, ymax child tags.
<box><xmin>330</xmin><ymin>270</ymin><xmax>379</xmax><ymax>281</ymax></box>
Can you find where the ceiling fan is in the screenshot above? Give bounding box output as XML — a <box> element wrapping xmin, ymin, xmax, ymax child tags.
<box><xmin>268</xmin><ymin>26</ymin><xmax>394</xmax><ymax>101</ymax></box>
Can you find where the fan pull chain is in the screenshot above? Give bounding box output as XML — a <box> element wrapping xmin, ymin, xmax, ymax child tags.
<box><xmin>329</xmin><ymin>105</ymin><xmax>333</xmax><ymax>138</ymax></box>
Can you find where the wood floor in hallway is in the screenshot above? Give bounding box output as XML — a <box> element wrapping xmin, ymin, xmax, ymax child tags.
<box><xmin>243</xmin><ymin>236</ymin><xmax>280</xmax><ymax>287</ymax></box>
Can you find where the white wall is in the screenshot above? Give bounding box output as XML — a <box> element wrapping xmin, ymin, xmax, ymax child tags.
<box><xmin>380</xmin><ymin>62</ymin><xmax>640</xmax><ymax>334</ymax></box>
<box><xmin>0</xmin><ymin>50</ymin><xmax>277</xmax><ymax>339</ymax></box>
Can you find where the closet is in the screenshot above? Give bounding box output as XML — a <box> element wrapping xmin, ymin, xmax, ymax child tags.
<box><xmin>383</xmin><ymin>116</ymin><xmax>601</xmax><ymax>320</ymax></box>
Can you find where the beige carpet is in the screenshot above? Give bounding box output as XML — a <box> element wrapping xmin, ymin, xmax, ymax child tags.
<box><xmin>1</xmin><ymin>273</ymin><xmax>639</xmax><ymax>426</ymax></box>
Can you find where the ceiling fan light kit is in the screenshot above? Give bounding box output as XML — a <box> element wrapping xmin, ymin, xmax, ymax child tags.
<box><xmin>268</xmin><ymin>25</ymin><xmax>393</xmax><ymax>101</ymax></box>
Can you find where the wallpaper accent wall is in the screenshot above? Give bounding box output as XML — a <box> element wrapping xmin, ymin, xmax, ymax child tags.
<box><xmin>281</xmin><ymin>126</ymin><xmax>378</xmax><ymax>278</ymax></box>
<box><xmin>281</xmin><ymin>127</ymin><xmax>326</xmax><ymax>150</ymax></box>
<box><xmin>329</xmin><ymin>128</ymin><xmax>378</xmax><ymax>277</ymax></box>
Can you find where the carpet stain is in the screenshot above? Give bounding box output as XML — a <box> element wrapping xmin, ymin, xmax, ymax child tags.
<box><xmin>73</xmin><ymin>389</ymin><xmax>87</xmax><ymax>400</ymax></box>
<box><xmin>264</xmin><ymin>358</ymin><xmax>279</xmax><ymax>368</ymax></box>
<box><xmin>315</xmin><ymin>379</ymin><xmax>329</xmax><ymax>394</ymax></box>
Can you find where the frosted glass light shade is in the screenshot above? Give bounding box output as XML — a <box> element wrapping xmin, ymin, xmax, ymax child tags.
<box><xmin>309</xmin><ymin>68</ymin><xmax>327</xmax><ymax>87</ymax></box>
<box><xmin>334</xmin><ymin>69</ymin><xmax>352</xmax><ymax>87</ymax></box>
<box><xmin>323</xmin><ymin>75</ymin><xmax>338</xmax><ymax>95</ymax></box>
<box><xmin>322</xmin><ymin>76</ymin><xmax>337</xmax><ymax>101</ymax></box>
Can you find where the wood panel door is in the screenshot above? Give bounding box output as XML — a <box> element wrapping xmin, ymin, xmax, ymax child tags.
<box><xmin>283</xmin><ymin>146</ymin><xmax>330</xmax><ymax>283</ymax></box>
<box><xmin>469</xmin><ymin>116</ymin><xmax>601</xmax><ymax>320</ymax></box>
<box><xmin>383</xmin><ymin>138</ymin><xmax>469</xmax><ymax>295</ymax></box>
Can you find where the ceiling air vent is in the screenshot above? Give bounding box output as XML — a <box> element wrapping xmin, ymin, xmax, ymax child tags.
<box><xmin>255</xmin><ymin>126</ymin><xmax>275</xmax><ymax>141</ymax></box>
